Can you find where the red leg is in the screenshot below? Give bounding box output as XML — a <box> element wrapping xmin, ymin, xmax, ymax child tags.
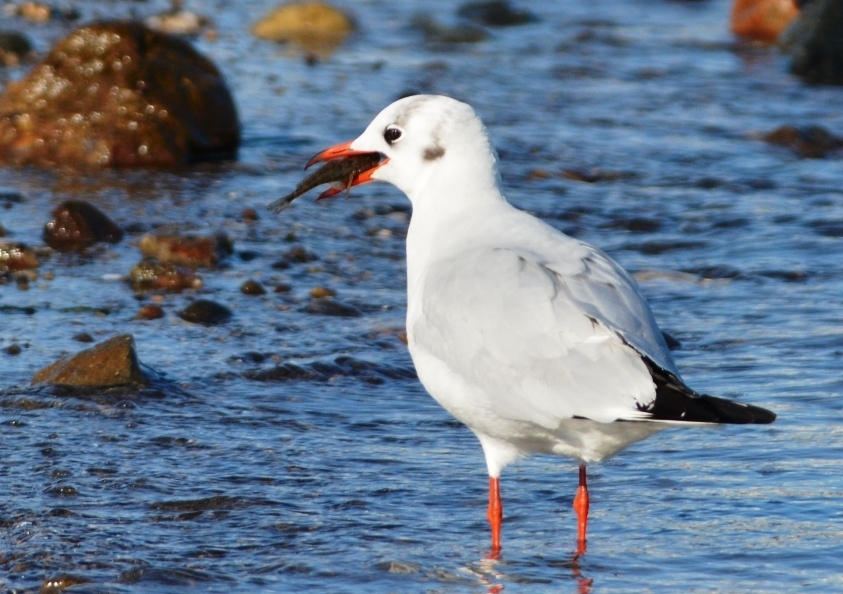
<box><xmin>487</xmin><ymin>476</ymin><xmax>502</xmax><ymax>553</ymax></box>
<box><xmin>573</xmin><ymin>465</ymin><xmax>589</xmax><ymax>553</ymax></box>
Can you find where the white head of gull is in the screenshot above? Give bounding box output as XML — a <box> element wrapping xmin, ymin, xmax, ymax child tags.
<box><xmin>303</xmin><ymin>94</ymin><xmax>776</xmax><ymax>555</ymax></box>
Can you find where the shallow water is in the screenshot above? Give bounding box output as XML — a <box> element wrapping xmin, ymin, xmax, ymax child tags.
<box><xmin>2</xmin><ymin>0</ymin><xmax>843</xmax><ymax>591</ymax></box>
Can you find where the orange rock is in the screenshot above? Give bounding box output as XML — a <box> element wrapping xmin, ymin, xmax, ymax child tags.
<box><xmin>309</xmin><ymin>286</ymin><xmax>335</xmax><ymax>299</ymax></box>
<box><xmin>129</xmin><ymin>259</ymin><xmax>203</xmax><ymax>292</ymax></box>
<box><xmin>139</xmin><ymin>233</ymin><xmax>232</xmax><ymax>268</ymax></box>
<box><xmin>731</xmin><ymin>0</ymin><xmax>799</xmax><ymax>43</ymax></box>
<box><xmin>18</xmin><ymin>2</ymin><xmax>51</xmax><ymax>22</ymax></box>
<box><xmin>252</xmin><ymin>2</ymin><xmax>355</xmax><ymax>54</ymax></box>
<box><xmin>136</xmin><ymin>304</ymin><xmax>165</xmax><ymax>320</ymax></box>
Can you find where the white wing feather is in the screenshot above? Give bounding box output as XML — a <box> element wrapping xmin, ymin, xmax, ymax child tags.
<box><xmin>410</xmin><ymin>215</ymin><xmax>678</xmax><ymax>427</ymax></box>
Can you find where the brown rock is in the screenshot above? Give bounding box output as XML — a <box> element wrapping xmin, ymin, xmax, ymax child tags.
<box><xmin>253</xmin><ymin>2</ymin><xmax>355</xmax><ymax>51</ymax></box>
<box><xmin>731</xmin><ymin>0</ymin><xmax>799</xmax><ymax>43</ymax></box>
<box><xmin>32</xmin><ymin>334</ymin><xmax>151</xmax><ymax>387</ymax></box>
<box><xmin>0</xmin><ymin>21</ymin><xmax>240</xmax><ymax>168</ymax></box>
<box><xmin>4</xmin><ymin>344</ymin><xmax>22</xmax><ymax>355</ymax></box>
<box><xmin>762</xmin><ymin>125</ymin><xmax>843</xmax><ymax>157</ymax></box>
<box><xmin>178</xmin><ymin>299</ymin><xmax>232</xmax><ymax>325</ymax></box>
<box><xmin>136</xmin><ymin>304</ymin><xmax>165</xmax><ymax>320</ymax></box>
<box><xmin>43</xmin><ymin>200</ymin><xmax>124</xmax><ymax>250</ymax></box>
<box><xmin>309</xmin><ymin>286</ymin><xmax>335</xmax><ymax>299</ymax></box>
<box><xmin>281</xmin><ymin>245</ymin><xmax>317</xmax><ymax>264</ymax></box>
<box><xmin>526</xmin><ymin>168</ymin><xmax>552</xmax><ymax>180</ymax></box>
<box><xmin>139</xmin><ymin>232</ymin><xmax>233</xmax><ymax>268</ymax></box>
<box><xmin>241</xmin><ymin>207</ymin><xmax>259</xmax><ymax>222</ymax></box>
<box><xmin>0</xmin><ymin>240</ymin><xmax>39</xmax><ymax>272</ymax></box>
<box><xmin>241</xmin><ymin>279</ymin><xmax>267</xmax><ymax>295</ymax></box>
<box><xmin>129</xmin><ymin>259</ymin><xmax>203</xmax><ymax>291</ymax></box>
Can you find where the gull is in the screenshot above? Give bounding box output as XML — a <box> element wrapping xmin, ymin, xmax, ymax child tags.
<box><xmin>295</xmin><ymin>94</ymin><xmax>776</xmax><ymax>554</ymax></box>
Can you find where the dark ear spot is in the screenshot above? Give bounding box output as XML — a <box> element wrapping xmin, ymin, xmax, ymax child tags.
<box><xmin>423</xmin><ymin>145</ymin><xmax>446</xmax><ymax>161</ymax></box>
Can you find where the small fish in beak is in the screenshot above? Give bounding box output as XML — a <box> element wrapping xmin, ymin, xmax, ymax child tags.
<box><xmin>269</xmin><ymin>143</ymin><xmax>386</xmax><ymax>213</ymax></box>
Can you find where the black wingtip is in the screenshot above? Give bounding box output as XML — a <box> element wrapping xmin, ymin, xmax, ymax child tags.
<box><xmin>639</xmin><ymin>357</ymin><xmax>776</xmax><ymax>425</ymax></box>
<box><xmin>694</xmin><ymin>394</ymin><xmax>776</xmax><ymax>424</ymax></box>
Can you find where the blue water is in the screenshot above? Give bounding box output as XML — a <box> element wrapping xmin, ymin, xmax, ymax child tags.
<box><xmin>2</xmin><ymin>0</ymin><xmax>843</xmax><ymax>591</ymax></box>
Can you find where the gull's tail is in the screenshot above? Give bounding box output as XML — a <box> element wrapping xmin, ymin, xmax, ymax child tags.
<box><xmin>639</xmin><ymin>358</ymin><xmax>777</xmax><ymax>424</ymax></box>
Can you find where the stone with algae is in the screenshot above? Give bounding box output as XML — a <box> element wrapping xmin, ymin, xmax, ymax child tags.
<box><xmin>0</xmin><ymin>20</ymin><xmax>240</xmax><ymax>168</ymax></box>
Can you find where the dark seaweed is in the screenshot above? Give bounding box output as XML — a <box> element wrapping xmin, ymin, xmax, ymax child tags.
<box><xmin>269</xmin><ymin>153</ymin><xmax>383</xmax><ymax>213</ymax></box>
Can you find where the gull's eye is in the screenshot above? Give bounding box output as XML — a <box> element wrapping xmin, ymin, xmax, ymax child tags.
<box><xmin>384</xmin><ymin>125</ymin><xmax>403</xmax><ymax>145</ymax></box>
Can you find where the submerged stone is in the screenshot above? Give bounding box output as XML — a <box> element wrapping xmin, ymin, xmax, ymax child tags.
<box><xmin>457</xmin><ymin>1</ymin><xmax>538</xmax><ymax>27</ymax></box>
<box><xmin>178</xmin><ymin>299</ymin><xmax>232</xmax><ymax>325</ymax></box>
<box><xmin>0</xmin><ymin>20</ymin><xmax>240</xmax><ymax>168</ymax></box>
<box><xmin>136</xmin><ymin>304</ymin><xmax>165</xmax><ymax>320</ymax></box>
<box><xmin>32</xmin><ymin>334</ymin><xmax>152</xmax><ymax>387</ymax></box>
<box><xmin>762</xmin><ymin>124</ymin><xmax>843</xmax><ymax>157</ymax></box>
<box><xmin>302</xmin><ymin>298</ymin><xmax>360</xmax><ymax>317</ymax></box>
<box><xmin>129</xmin><ymin>259</ymin><xmax>203</xmax><ymax>292</ymax></box>
<box><xmin>240</xmin><ymin>279</ymin><xmax>266</xmax><ymax>295</ymax></box>
<box><xmin>139</xmin><ymin>233</ymin><xmax>233</xmax><ymax>268</ymax></box>
<box><xmin>410</xmin><ymin>15</ymin><xmax>488</xmax><ymax>44</ymax></box>
<box><xmin>43</xmin><ymin>200</ymin><xmax>124</xmax><ymax>250</ymax></box>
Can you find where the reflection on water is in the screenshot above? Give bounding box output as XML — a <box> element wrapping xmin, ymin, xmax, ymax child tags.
<box><xmin>2</xmin><ymin>0</ymin><xmax>843</xmax><ymax>591</ymax></box>
<box><xmin>472</xmin><ymin>546</ymin><xmax>593</xmax><ymax>593</ymax></box>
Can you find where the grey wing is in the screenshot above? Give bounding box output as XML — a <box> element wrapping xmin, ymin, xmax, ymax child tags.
<box><xmin>413</xmin><ymin>246</ymin><xmax>667</xmax><ymax>425</ymax></box>
<box><xmin>539</xmin><ymin>241</ymin><xmax>680</xmax><ymax>377</ymax></box>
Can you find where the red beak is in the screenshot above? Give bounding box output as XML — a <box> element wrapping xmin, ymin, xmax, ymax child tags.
<box><xmin>306</xmin><ymin>140</ymin><xmax>388</xmax><ymax>200</ymax></box>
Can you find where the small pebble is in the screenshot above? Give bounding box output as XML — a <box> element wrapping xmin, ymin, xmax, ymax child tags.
<box><xmin>19</xmin><ymin>1</ymin><xmax>51</xmax><ymax>22</ymax></box>
<box><xmin>72</xmin><ymin>332</ymin><xmax>94</xmax><ymax>343</ymax></box>
<box><xmin>137</xmin><ymin>305</ymin><xmax>164</xmax><ymax>320</ymax></box>
<box><xmin>527</xmin><ymin>168</ymin><xmax>552</xmax><ymax>180</ymax></box>
<box><xmin>4</xmin><ymin>344</ymin><xmax>22</xmax><ymax>355</ymax></box>
<box><xmin>43</xmin><ymin>200</ymin><xmax>124</xmax><ymax>251</ymax></box>
<box><xmin>241</xmin><ymin>279</ymin><xmax>267</xmax><ymax>295</ymax></box>
<box><xmin>302</xmin><ymin>298</ymin><xmax>361</xmax><ymax>318</ymax></box>
<box><xmin>310</xmin><ymin>286</ymin><xmax>336</xmax><ymax>299</ymax></box>
<box><xmin>178</xmin><ymin>299</ymin><xmax>232</xmax><ymax>325</ymax></box>
<box><xmin>284</xmin><ymin>246</ymin><xmax>317</xmax><ymax>263</ymax></box>
<box><xmin>274</xmin><ymin>282</ymin><xmax>292</xmax><ymax>293</ymax></box>
<box><xmin>242</xmin><ymin>208</ymin><xmax>259</xmax><ymax>222</ymax></box>
<box><xmin>40</xmin><ymin>573</ymin><xmax>90</xmax><ymax>592</ymax></box>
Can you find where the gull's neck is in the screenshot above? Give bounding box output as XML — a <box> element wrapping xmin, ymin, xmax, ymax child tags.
<box><xmin>404</xmin><ymin>145</ymin><xmax>513</xmax><ymax>313</ymax></box>
<box><xmin>407</xmin><ymin>155</ymin><xmax>506</xmax><ymax>255</ymax></box>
